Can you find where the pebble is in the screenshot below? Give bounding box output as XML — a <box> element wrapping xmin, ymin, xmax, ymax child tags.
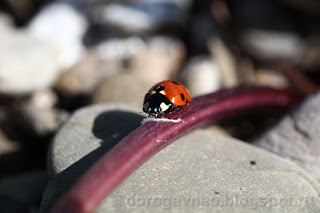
<box><xmin>0</xmin><ymin>22</ymin><xmax>60</xmax><ymax>95</ymax></box>
<box><xmin>41</xmin><ymin>104</ymin><xmax>320</xmax><ymax>212</ymax></box>
<box><xmin>254</xmin><ymin>90</ymin><xmax>320</xmax><ymax>182</ymax></box>
<box><xmin>28</xmin><ymin>2</ymin><xmax>88</xmax><ymax>69</ymax></box>
<box><xmin>180</xmin><ymin>56</ymin><xmax>221</xmax><ymax>97</ymax></box>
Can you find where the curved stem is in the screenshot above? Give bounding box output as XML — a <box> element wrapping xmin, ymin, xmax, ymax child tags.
<box><xmin>51</xmin><ymin>86</ymin><xmax>303</xmax><ymax>213</ymax></box>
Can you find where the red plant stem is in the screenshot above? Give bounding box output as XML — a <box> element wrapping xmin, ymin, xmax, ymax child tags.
<box><xmin>51</xmin><ymin>86</ymin><xmax>302</xmax><ymax>213</ymax></box>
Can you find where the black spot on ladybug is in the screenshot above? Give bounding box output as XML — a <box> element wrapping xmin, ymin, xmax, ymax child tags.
<box><xmin>172</xmin><ymin>81</ymin><xmax>179</xmax><ymax>85</ymax></box>
<box><xmin>154</xmin><ymin>85</ymin><xmax>165</xmax><ymax>92</ymax></box>
<box><xmin>180</xmin><ymin>93</ymin><xmax>185</xmax><ymax>101</ymax></box>
<box><xmin>250</xmin><ymin>161</ymin><xmax>256</xmax><ymax>165</ymax></box>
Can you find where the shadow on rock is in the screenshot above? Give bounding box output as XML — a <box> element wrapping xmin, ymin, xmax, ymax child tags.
<box><xmin>43</xmin><ymin>110</ymin><xmax>144</xmax><ymax>212</ymax></box>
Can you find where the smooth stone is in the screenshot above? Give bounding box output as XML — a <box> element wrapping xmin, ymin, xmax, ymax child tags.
<box><xmin>92</xmin><ymin>74</ymin><xmax>152</xmax><ymax>108</ymax></box>
<box><xmin>180</xmin><ymin>56</ymin><xmax>221</xmax><ymax>97</ymax></box>
<box><xmin>98</xmin><ymin>131</ymin><xmax>320</xmax><ymax>212</ymax></box>
<box><xmin>28</xmin><ymin>2</ymin><xmax>88</xmax><ymax>69</ymax></box>
<box><xmin>42</xmin><ymin>104</ymin><xmax>320</xmax><ymax>212</ymax></box>
<box><xmin>40</xmin><ymin>104</ymin><xmax>145</xmax><ymax>212</ymax></box>
<box><xmin>254</xmin><ymin>90</ymin><xmax>320</xmax><ymax>182</ymax></box>
<box><xmin>0</xmin><ymin>27</ymin><xmax>60</xmax><ymax>95</ymax></box>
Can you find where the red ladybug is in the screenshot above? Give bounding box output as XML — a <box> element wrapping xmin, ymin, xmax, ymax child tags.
<box><xmin>143</xmin><ymin>80</ymin><xmax>191</xmax><ymax>117</ymax></box>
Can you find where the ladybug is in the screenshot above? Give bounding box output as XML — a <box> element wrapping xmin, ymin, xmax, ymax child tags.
<box><xmin>143</xmin><ymin>80</ymin><xmax>191</xmax><ymax>117</ymax></box>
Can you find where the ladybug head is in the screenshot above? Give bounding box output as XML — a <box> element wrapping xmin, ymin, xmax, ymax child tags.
<box><xmin>143</xmin><ymin>93</ymin><xmax>173</xmax><ymax>117</ymax></box>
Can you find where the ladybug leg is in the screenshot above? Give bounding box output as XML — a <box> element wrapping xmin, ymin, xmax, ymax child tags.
<box><xmin>176</xmin><ymin>106</ymin><xmax>184</xmax><ymax>112</ymax></box>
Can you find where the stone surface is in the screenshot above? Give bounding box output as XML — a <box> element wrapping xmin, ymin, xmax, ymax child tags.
<box><xmin>41</xmin><ymin>104</ymin><xmax>320</xmax><ymax>212</ymax></box>
<box><xmin>254</xmin><ymin>90</ymin><xmax>320</xmax><ymax>182</ymax></box>
<box><xmin>180</xmin><ymin>56</ymin><xmax>221</xmax><ymax>96</ymax></box>
<box><xmin>0</xmin><ymin>24</ymin><xmax>60</xmax><ymax>95</ymax></box>
<box><xmin>40</xmin><ymin>104</ymin><xmax>145</xmax><ymax>212</ymax></box>
<box><xmin>92</xmin><ymin>74</ymin><xmax>152</xmax><ymax>108</ymax></box>
<box><xmin>28</xmin><ymin>2</ymin><xmax>88</xmax><ymax>69</ymax></box>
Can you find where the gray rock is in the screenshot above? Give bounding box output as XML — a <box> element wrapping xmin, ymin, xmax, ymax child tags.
<box><xmin>254</xmin><ymin>90</ymin><xmax>320</xmax><ymax>182</ymax></box>
<box><xmin>42</xmin><ymin>104</ymin><xmax>320</xmax><ymax>212</ymax></box>
<box><xmin>41</xmin><ymin>104</ymin><xmax>145</xmax><ymax>212</ymax></box>
<box><xmin>0</xmin><ymin>24</ymin><xmax>60</xmax><ymax>95</ymax></box>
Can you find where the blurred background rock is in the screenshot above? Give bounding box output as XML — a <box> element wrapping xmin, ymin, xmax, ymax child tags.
<box><xmin>0</xmin><ymin>0</ymin><xmax>319</xmax><ymax>211</ymax></box>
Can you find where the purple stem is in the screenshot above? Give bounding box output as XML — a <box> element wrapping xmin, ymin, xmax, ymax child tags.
<box><xmin>51</xmin><ymin>86</ymin><xmax>303</xmax><ymax>213</ymax></box>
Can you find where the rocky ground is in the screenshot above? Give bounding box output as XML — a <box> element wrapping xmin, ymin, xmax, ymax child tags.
<box><xmin>0</xmin><ymin>0</ymin><xmax>320</xmax><ymax>212</ymax></box>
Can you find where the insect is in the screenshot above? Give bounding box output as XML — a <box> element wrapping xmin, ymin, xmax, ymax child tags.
<box><xmin>143</xmin><ymin>80</ymin><xmax>191</xmax><ymax>117</ymax></box>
